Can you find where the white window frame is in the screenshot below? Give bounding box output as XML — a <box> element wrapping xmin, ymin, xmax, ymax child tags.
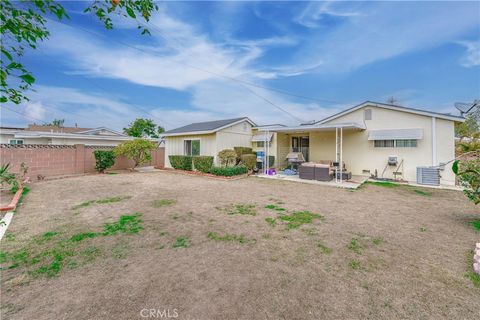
<box><xmin>183</xmin><ymin>139</ymin><xmax>200</xmax><ymax>156</ymax></box>
<box><xmin>9</xmin><ymin>139</ymin><xmax>24</xmax><ymax>145</ymax></box>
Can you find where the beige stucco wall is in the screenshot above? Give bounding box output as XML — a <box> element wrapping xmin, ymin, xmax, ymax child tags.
<box><xmin>164</xmin><ymin>133</ymin><xmax>216</xmax><ymax>167</ymax></box>
<box><xmin>165</xmin><ymin>120</ymin><xmax>254</xmax><ymax>167</ymax></box>
<box><xmin>322</xmin><ymin>105</ymin><xmax>457</xmax><ymax>185</ymax></box>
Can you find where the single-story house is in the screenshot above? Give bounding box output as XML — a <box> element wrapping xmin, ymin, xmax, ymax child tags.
<box><xmin>0</xmin><ymin>126</ymin><xmax>141</xmax><ymax>146</ymax></box>
<box><xmin>162</xmin><ymin>117</ymin><xmax>256</xmax><ymax>167</ymax></box>
<box><xmin>163</xmin><ymin>101</ymin><xmax>464</xmax><ymax>186</ymax></box>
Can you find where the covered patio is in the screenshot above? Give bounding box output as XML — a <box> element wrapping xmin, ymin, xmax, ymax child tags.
<box><xmin>256</xmin><ymin>122</ymin><xmax>367</xmax><ymax>186</ymax></box>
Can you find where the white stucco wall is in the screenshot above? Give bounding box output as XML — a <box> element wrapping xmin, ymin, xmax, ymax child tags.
<box><xmin>322</xmin><ymin>105</ymin><xmax>457</xmax><ymax>185</ymax></box>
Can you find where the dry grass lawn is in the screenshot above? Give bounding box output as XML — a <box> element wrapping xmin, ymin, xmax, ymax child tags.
<box><xmin>1</xmin><ymin>171</ymin><xmax>479</xmax><ymax>319</ymax></box>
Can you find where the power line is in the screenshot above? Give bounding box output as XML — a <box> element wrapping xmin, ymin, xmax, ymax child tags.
<box><xmin>1</xmin><ymin>105</ymin><xmax>49</xmax><ymax>124</ymax></box>
<box><xmin>47</xmin><ymin>18</ymin><xmax>311</xmax><ymax>122</ymax></box>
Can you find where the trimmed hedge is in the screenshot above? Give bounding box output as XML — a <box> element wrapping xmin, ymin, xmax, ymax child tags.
<box><xmin>193</xmin><ymin>156</ymin><xmax>214</xmax><ymax>173</ymax></box>
<box><xmin>234</xmin><ymin>147</ymin><xmax>254</xmax><ymax>164</ymax></box>
<box><xmin>169</xmin><ymin>155</ymin><xmax>193</xmax><ymax>171</ymax></box>
<box><xmin>218</xmin><ymin>149</ymin><xmax>237</xmax><ymax>167</ymax></box>
<box><xmin>240</xmin><ymin>154</ymin><xmax>256</xmax><ymax>170</ymax></box>
<box><xmin>211</xmin><ymin>165</ymin><xmax>248</xmax><ymax>176</ymax></box>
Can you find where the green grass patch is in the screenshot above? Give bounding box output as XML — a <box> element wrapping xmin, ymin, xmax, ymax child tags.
<box><xmin>420</xmin><ymin>227</ymin><xmax>428</xmax><ymax>232</ymax></box>
<box><xmin>69</xmin><ymin>232</ymin><xmax>98</xmax><ymax>242</ymax></box>
<box><xmin>366</xmin><ymin>181</ymin><xmax>400</xmax><ymax>188</ymax></box>
<box><xmin>72</xmin><ymin>195</ymin><xmax>131</xmax><ymax>210</ymax></box>
<box><xmin>315</xmin><ymin>241</ymin><xmax>332</xmax><ymax>254</ymax></box>
<box><xmin>265</xmin><ymin>204</ymin><xmax>286</xmax><ymax>211</ymax></box>
<box><xmin>467</xmin><ymin>220</ymin><xmax>480</xmax><ymax>232</ymax></box>
<box><xmin>105</xmin><ymin>172</ymin><xmax>118</xmax><ymax>175</ymax></box>
<box><xmin>349</xmin><ymin>260</ymin><xmax>362</xmax><ymax>270</ymax></box>
<box><xmin>152</xmin><ymin>199</ymin><xmax>176</xmax><ymax>208</ymax></box>
<box><xmin>5</xmin><ymin>233</ymin><xmax>15</xmax><ymax>241</ymax></box>
<box><xmin>172</xmin><ymin>236</ymin><xmax>189</xmax><ymax>248</ymax></box>
<box><xmin>372</xmin><ymin>238</ymin><xmax>384</xmax><ymax>245</ymax></box>
<box><xmin>102</xmin><ymin>213</ymin><xmax>143</xmax><ymax>235</ymax></box>
<box><xmin>207</xmin><ymin>232</ymin><xmax>247</xmax><ymax>244</ymax></box>
<box><xmin>413</xmin><ymin>189</ymin><xmax>432</xmax><ymax>196</ymax></box>
<box><xmin>0</xmin><ymin>214</ymin><xmax>144</xmax><ymax>278</ymax></box>
<box><xmin>219</xmin><ymin>203</ymin><xmax>257</xmax><ymax>216</ymax></box>
<box><xmin>347</xmin><ymin>238</ymin><xmax>362</xmax><ymax>254</ymax></box>
<box><xmin>278</xmin><ymin>210</ymin><xmax>323</xmax><ymax>229</ymax></box>
<box><xmin>265</xmin><ymin>217</ymin><xmax>277</xmax><ymax>227</ymax></box>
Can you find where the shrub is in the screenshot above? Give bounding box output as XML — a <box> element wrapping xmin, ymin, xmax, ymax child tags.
<box><xmin>169</xmin><ymin>155</ymin><xmax>193</xmax><ymax>171</ymax></box>
<box><xmin>93</xmin><ymin>150</ymin><xmax>116</xmax><ymax>173</ymax></box>
<box><xmin>234</xmin><ymin>147</ymin><xmax>254</xmax><ymax>164</ymax></box>
<box><xmin>240</xmin><ymin>154</ymin><xmax>256</xmax><ymax>171</ymax></box>
<box><xmin>453</xmin><ymin>158</ymin><xmax>480</xmax><ymax>204</ymax></box>
<box><xmin>193</xmin><ymin>156</ymin><xmax>213</xmax><ymax>173</ymax></box>
<box><xmin>210</xmin><ymin>165</ymin><xmax>247</xmax><ymax>176</ymax></box>
<box><xmin>114</xmin><ymin>139</ymin><xmax>156</xmax><ymax>168</ymax></box>
<box><xmin>218</xmin><ymin>149</ymin><xmax>237</xmax><ymax>167</ymax></box>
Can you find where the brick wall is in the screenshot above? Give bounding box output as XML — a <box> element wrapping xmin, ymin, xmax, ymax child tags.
<box><xmin>0</xmin><ymin>144</ymin><xmax>165</xmax><ymax>178</ymax></box>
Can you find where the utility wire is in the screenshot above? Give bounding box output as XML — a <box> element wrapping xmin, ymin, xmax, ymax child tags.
<box><xmin>1</xmin><ymin>105</ymin><xmax>49</xmax><ymax>124</ymax></box>
<box><xmin>47</xmin><ymin>18</ymin><xmax>311</xmax><ymax>123</ymax></box>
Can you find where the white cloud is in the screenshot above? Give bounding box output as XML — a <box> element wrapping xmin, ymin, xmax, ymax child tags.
<box><xmin>458</xmin><ymin>40</ymin><xmax>480</xmax><ymax>68</ymax></box>
<box><xmin>25</xmin><ymin>101</ymin><xmax>46</xmax><ymax>121</ymax></box>
<box><xmin>292</xmin><ymin>1</ymin><xmax>480</xmax><ymax>73</ymax></box>
<box><xmin>294</xmin><ymin>1</ymin><xmax>360</xmax><ymax>28</ymax></box>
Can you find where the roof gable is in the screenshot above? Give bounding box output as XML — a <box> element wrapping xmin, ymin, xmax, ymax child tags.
<box><xmin>163</xmin><ymin>117</ymin><xmax>256</xmax><ymax>136</ymax></box>
<box><xmin>317</xmin><ymin>101</ymin><xmax>464</xmax><ymax>124</ymax></box>
<box><xmin>76</xmin><ymin>127</ymin><xmax>125</xmax><ymax>136</ymax></box>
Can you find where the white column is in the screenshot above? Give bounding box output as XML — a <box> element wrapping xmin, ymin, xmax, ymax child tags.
<box><xmin>340</xmin><ymin>127</ymin><xmax>343</xmax><ymax>183</ymax></box>
<box><xmin>335</xmin><ymin>127</ymin><xmax>338</xmax><ymax>183</ymax></box>
<box><xmin>431</xmin><ymin>117</ymin><xmax>437</xmax><ymax>166</ymax></box>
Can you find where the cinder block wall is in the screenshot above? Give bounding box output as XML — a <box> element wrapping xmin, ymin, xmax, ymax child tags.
<box><xmin>0</xmin><ymin>144</ymin><xmax>165</xmax><ymax>178</ymax></box>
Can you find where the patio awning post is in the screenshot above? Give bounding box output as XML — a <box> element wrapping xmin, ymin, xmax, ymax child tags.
<box><xmin>340</xmin><ymin>127</ymin><xmax>343</xmax><ymax>183</ymax></box>
<box><xmin>335</xmin><ymin>127</ymin><xmax>338</xmax><ymax>183</ymax></box>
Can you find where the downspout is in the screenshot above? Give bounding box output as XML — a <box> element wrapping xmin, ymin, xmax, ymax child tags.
<box><xmin>431</xmin><ymin>117</ymin><xmax>437</xmax><ymax>166</ymax></box>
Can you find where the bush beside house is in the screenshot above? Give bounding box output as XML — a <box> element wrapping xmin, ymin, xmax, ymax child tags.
<box><xmin>218</xmin><ymin>149</ymin><xmax>237</xmax><ymax>167</ymax></box>
<box><xmin>193</xmin><ymin>156</ymin><xmax>214</xmax><ymax>173</ymax></box>
<box><xmin>169</xmin><ymin>155</ymin><xmax>193</xmax><ymax>171</ymax></box>
<box><xmin>211</xmin><ymin>165</ymin><xmax>247</xmax><ymax>176</ymax></box>
<box><xmin>240</xmin><ymin>154</ymin><xmax>256</xmax><ymax>171</ymax></box>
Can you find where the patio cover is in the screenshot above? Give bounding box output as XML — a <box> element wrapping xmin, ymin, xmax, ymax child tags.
<box><xmin>367</xmin><ymin>128</ymin><xmax>423</xmax><ymax>140</ymax></box>
<box><xmin>258</xmin><ymin>122</ymin><xmax>366</xmax><ymax>133</ymax></box>
<box><xmin>251</xmin><ymin>132</ymin><xmax>273</xmax><ymax>142</ymax></box>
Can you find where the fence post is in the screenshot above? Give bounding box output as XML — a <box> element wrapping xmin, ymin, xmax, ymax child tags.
<box><xmin>75</xmin><ymin>144</ymin><xmax>85</xmax><ymax>174</ymax></box>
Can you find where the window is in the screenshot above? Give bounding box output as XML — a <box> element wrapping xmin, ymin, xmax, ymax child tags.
<box><xmin>256</xmin><ymin>141</ymin><xmax>271</xmax><ymax>148</ymax></box>
<box><xmin>395</xmin><ymin>139</ymin><xmax>417</xmax><ymax>147</ymax></box>
<box><xmin>9</xmin><ymin>139</ymin><xmax>23</xmax><ymax>145</ymax></box>
<box><xmin>184</xmin><ymin>140</ymin><xmax>200</xmax><ymax>156</ymax></box>
<box><xmin>364</xmin><ymin>109</ymin><xmax>372</xmax><ymax>120</ymax></box>
<box><xmin>374</xmin><ymin>139</ymin><xmax>417</xmax><ymax>148</ymax></box>
<box><xmin>374</xmin><ymin>140</ymin><xmax>394</xmax><ymax>148</ymax></box>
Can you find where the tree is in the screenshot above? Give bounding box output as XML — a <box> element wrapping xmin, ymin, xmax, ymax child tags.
<box><xmin>114</xmin><ymin>138</ymin><xmax>156</xmax><ymax>168</ymax></box>
<box><xmin>455</xmin><ymin>113</ymin><xmax>480</xmax><ymax>139</ymax></box>
<box><xmin>123</xmin><ymin>118</ymin><xmax>164</xmax><ymax>138</ymax></box>
<box><xmin>217</xmin><ymin>149</ymin><xmax>237</xmax><ymax>167</ymax></box>
<box><xmin>1</xmin><ymin>0</ymin><xmax>158</xmax><ymax>105</ymax></box>
<box><xmin>453</xmin><ymin>157</ymin><xmax>480</xmax><ymax>205</ymax></box>
<box><xmin>43</xmin><ymin>118</ymin><xmax>65</xmax><ymax>127</ymax></box>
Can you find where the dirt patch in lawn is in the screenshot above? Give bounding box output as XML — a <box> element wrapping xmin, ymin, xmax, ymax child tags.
<box><xmin>1</xmin><ymin>172</ymin><xmax>479</xmax><ymax>320</ymax></box>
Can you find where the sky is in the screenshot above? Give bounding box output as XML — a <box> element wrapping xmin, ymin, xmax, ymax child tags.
<box><xmin>1</xmin><ymin>1</ymin><xmax>479</xmax><ymax>131</ymax></box>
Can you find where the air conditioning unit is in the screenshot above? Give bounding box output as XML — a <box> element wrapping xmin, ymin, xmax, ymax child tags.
<box><xmin>416</xmin><ymin>167</ymin><xmax>440</xmax><ymax>186</ymax></box>
<box><xmin>388</xmin><ymin>156</ymin><xmax>398</xmax><ymax>166</ymax></box>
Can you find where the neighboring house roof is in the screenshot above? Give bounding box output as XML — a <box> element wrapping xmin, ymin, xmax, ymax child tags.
<box><xmin>76</xmin><ymin>127</ymin><xmax>126</xmax><ymax>136</ymax></box>
<box><xmin>316</xmin><ymin>101</ymin><xmax>465</xmax><ymax>124</ymax></box>
<box><xmin>27</xmin><ymin>124</ymin><xmax>92</xmax><ymax>133</ymax></box>
<box><xmin>162</xmin><ymin>117</ymin><xmax>256</xmax><ymax>137</ymax></box>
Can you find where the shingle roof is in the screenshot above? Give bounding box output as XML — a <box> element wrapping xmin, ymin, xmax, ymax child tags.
<box><xmin>163</xmin><ymin>117</ymin><xmax>253</xmax><ymax>135</ymax></box>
